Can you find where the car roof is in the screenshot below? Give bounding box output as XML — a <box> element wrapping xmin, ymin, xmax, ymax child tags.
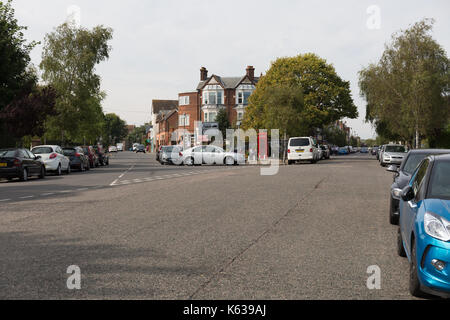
<box><xmin>409</xmin><ymin>149</ymin><xmax>450</xmax><ymax>154</ymax></box>
<box><xmin>431</xmin><ymin>154</ymin><xmax>450</xmax><ymax>161</ymax></box>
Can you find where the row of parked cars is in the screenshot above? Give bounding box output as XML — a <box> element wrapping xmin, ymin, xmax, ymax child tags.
<box><xmin>0</xmin><ymin>144</ymin><xmax>110</xmax><ymax>182</ymax></box>
<box><xmin>382</xmin><ymin>146</ymin><xmax>450</xmax><ymax>298</ymax></box>
<box><xmin>155</xmin><ymin>137</ymin><xmax>333</xmax><ymax>166</ymax></box>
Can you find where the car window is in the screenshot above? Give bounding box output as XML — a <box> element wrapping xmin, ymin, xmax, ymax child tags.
<box><xmin>289</xmin><ymin>138</ymin><xmax>310</xmax><ymax>147</ymax></box>
<box><xmin>63</xmin><ymin>148</ymin><xmax>76</xmax><ymax>156</ymax></box>
<box><xmin>193</xmin><ymin>147</ymin><xmax>202</xmax><ymax>153</ymax></box>
<box><xmin>412</xmin><ymin>159</ymin><xmax>429</xmax><ymax>200</ymax></box>
<box><xmin>26</xmin><ymin>150</ymin><xmax>36</xmax><ymax>159</ymax></box>
<box><xmin>19</xmin><ymin>150</ymin><xmax>29</xmax><ymax>159</ymax></box>
<box><xmin>0</xmin><ymin>150</ymin><xmax>17</xmax><ymax>157</ymax></box>
<box><xmin>385</xmin><ymin>145</ymin><xmax>406</xmax><ymax>153</ymax></box>
<box><xmin>31</xmin><ymin>147</ymin><xmax>53</xmax><ymax>154</ymax></box>
<box><xmin>427</xmin><ymin>161</ymin><xmax>450</xmax><ymax>200</ymax></box>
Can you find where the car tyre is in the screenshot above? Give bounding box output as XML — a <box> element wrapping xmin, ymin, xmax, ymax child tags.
<box><xmin>66</xmin><ymin>164</ymin><xmax>71</xmax><ymax>175</ymax></box>
<box><xmin>184</xmin><ymin>157</ymin><xmax>194</xmax><ymax>166</ymax></box>
<box><xmin>39</xmin><ymin>166</ymin><xmax>46</xmax><ymax>179</ymax></box>
<box><xmin>224</xmin><ymin>156</ymin><xmax>234</xmax><ymax>166</ymax></box>
<box><xmin>397</xmin><ymin>228</ymin><xmax>406</xmax><ymax>257</ymax></box>
<box><xmin>409</xmin><ymin>239</ymin><xmax>427</xmax><ymax>297</ymax></box>
<box><xmin>390</xmin><ymin>196</ymin><xmax>399</xmax><ymax>225</ymax></box>
<box><xmin>56</xmin><ymin>164</ymin><xmax>62</xmax><ymax>176</ymax></box>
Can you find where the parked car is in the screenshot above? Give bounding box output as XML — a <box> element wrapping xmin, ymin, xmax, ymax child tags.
<box><xmin>360</xmin><ymin>147</ymin><xmax>369</xmax><ymax>153</ymax></box>
<box><xmin>180</xmin><ymin>145</ymin><xmax>245</xmax><ymax>166</ymax></box>
<box><xmin>108</xmin><ymin>146</ymin><xmax>118</xmax><ymax>153</ymax></box>
<box><xmin>387</xmin><ymin>149</ymin><xmax>450</xmax><ymax>225</ymax></box>
<box><xmin>136</xmin><ymin>144</ymin><xmax>146</xmax><ymax>153</ymax></box>
<box><xmin>82</xmin><ymin>146</ymin><xmax>99</xmax><ymax>168</ymax></box>
<box><xmin>156</xmin><ymin>145</ymin><xmax>163</xmax><ymax>161</ymax></box>
<box><xmin>377</xmin><ymin>145</ymin><xmax>385</xmax><ymax>161</ymax></box>
<box><xmin>93</xmin><ymin>145</ymin><xmax>109</xmax><ymax>166</ymax></box>
<box><xmin>62</xmin><ymin>146</ymin><xmax>90</xmax><ymax>171</ymax></box>
<box><xmin>158</xmin><ymin>145</ymin><xmax>183</xmax><ymax>165</ymax></box>
<box><xmin>133</xmin><ymin>143</ymin><xmax>139</xmax><ymax>151</ymax></box>
<box><xmin>320</xmin><ymin>145</ymin><xmax>331</xmax><ymax>159</ymax></box>
<box><xmin>116</xmin><ymin>143</ymin><xmax>124</xmax><ymax>152</ymax></box>
<box><xmin>31</xmin><ymin>145</ymin><xmax>71</xmax><ymax>175</ymax></box>
<box><xmin>0</xmin><ymin>148</ymin><xmax>46</xmax><ymax>181</ymax></box>
<box><xmin>287</xmin><ymin>137</ymin><xmax>320</xmax><ymax>164</ymax></box>
<box><xmin>380</xmin><ymin>144</ymin><xmax>407</xmax><ymax>167</ymax></box>
<box><xmin>371</xmin><ymin>146</ymin><xmax>379</xmax><ymax>156</ymax></box>
<box><xmin>396</xmin><ymin>154</ymin><xmax>450</xmax><ymax>298</ymax></box>
<box><xmin>338</xmin><ymin>147</ymin><xmax>349</xmax><ymax>155</ymax></box>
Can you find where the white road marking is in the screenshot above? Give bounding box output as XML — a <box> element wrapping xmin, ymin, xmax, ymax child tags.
<box><xmin>20</xmin><ymin>196</ymin><xmax>34</xmax><ymax>199</ymax></box>
<box><xmin>0</xmin><ymin>199</ymin><xmax>11</xmax><ymax>202</ymax></box>
<box><xmin>41</xmin><ymin>193</ymin><xmax>55</xmax><ymax>196</ymax></box>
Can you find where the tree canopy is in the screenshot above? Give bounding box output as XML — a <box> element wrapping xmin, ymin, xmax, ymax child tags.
<box><xmin>359</xmin><ymin>19</ymin><xmax>450</xmax><ymax>148</ymax></box>
<box><xmin>243</xmin><ymin>53</ymin><xmax>357</xmax><ymax>137</ymax></box>
<box><xmin>40</xmin><ymin>22</ymin><xmax>113</xmax><ymax>144</ymax></box>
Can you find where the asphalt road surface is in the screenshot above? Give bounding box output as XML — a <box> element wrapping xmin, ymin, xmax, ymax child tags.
<box><xmin>0</xmin><ymin>151</ymin><xmax>417</xmax><ymax>299</ymax></box>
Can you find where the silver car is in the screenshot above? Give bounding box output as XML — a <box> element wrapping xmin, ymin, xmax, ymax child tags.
<box><xmin>180</xmin><ymin>145</ymin><xmax>245</xmax><ymax>166</ymax></box>
<box><xmin>380</xmin><ymin>144</ymin><xmax>407</xmax><ymax>167</ymax></box>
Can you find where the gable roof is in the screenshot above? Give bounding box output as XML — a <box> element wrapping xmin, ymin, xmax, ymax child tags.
<box><xmin>151</xmin><ymin>100</ymin><xmax>178</xmax><ymax>114</ymax></box>
<box><xmin>197</xmin><ymin>75</ymin><xmax>260</xmax><ymax>90</ymax></box>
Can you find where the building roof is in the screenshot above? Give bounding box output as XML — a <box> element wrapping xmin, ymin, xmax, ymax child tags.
<box><xmin>196</xmin><ymin>75</ymin><xmax>260</xmax><ymax>90</ymax></box>
<box><xmin>151</xmin><ymin>100</ymin><xmax>178</xmax><ymax>114</ymax></box>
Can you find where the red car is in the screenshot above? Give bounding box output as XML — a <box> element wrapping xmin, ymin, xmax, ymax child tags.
<box><xmin>82</xmin><ymin>146</ymin><xmax>99</xmax><ymax>168</ymax></box>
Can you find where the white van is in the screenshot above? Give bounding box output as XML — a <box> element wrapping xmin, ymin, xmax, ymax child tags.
<box><xmin>287</xmin><ymin>137</ymin><xmax>320</xmax><ymax>164</ymax></box>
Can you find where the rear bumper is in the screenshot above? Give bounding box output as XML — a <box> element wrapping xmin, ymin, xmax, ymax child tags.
<box><xmin>0</xmin><ymin>168</ymin><xmax>20</xmax><ymax>178</ymax></box>
<box><xmin>44</xmin><ymin>159</ymin><xmax>60</xmax><ymax>171</ymax></box>
<box><xmin>288</xmin><ymin>152</ymin><xmax>314</xmax><ymax>161</ymax></box>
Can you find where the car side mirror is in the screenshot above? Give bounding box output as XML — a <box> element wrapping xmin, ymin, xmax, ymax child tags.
<box><xmin>401</xmin><ymin>186</ymin><xmax>415</xmax><ymax>202</ymax></box>
<box><xmin>386</xmin><ymin>165</ymin><xmax>399</xmax><ymax>173</ymax></box>
<box><xmin>35</xmin><ymin>155</ymin><xmax>41</xmax><ymax>160</ymax></box>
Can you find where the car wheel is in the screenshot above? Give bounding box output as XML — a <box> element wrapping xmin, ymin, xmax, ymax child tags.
<box><xmin>39</xmin><ymin>166</ymin><xmax>46</xmax><ymax>179</ymax></box>
<box><xmin>409</xmin><ymin>239</ymin><xmax>425</xmax><ymax>297</ymax></box>
<box><xmin>389</xmin><ymin>196</ymin><xmax>399</xmax><ymax>225</ymax></box>
<box><xmin>184</xmin><ymin>157</ymin><xmax>194</xmax><ymax>166</ymax></box>
<box><xmin>86</xmin><ymin>161</ymin><xmax>90</xmax><ymax>171</ymax></box>
<box><xmin>20</xmin><ymin>168</ymin><xmax>28</xmax><ymax>181</ymax></box>
<box><xmin>56</xmin><ymin>164</ymin><xmax>62</xmax><ymax>176</ymax></box>
<box><xmin>288</xmin><ymin>160</ymin><xmax>294</xmax><ymax>165</ymax></box>
<box><xmin>66</xmin><ymin>164</ymin><xmax>71</xmax><ymax>175</ymax></box>
<box><xmin>224</xmin><ymin>156</ymin><xmax>234</xmax><ymax>166</ymax></box>
<box><xmin>397</xmin><ymin>228</ymin><xmax>406</xmax><ymax>257</ymax></box>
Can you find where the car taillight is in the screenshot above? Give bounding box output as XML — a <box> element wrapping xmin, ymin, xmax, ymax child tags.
<box><xmin>13</xmin><ymin>159</ymin><xmax>21</xmax><ymax>167</ymax></box>
<box><xmin>75</xmin><ymin>153</ymin><xmax>81</xmax><ymax>157</ymax></box>
<box><xmin>287</xmin><ymin>149</ymin><xmax>290</xmax><ymax>153</ymax></box>
<box><xmin>179</xmin><ymin>152</ymin><xmax>183</xmax><ymax>157</ymax></box>
<box><xmin>310</xmin><ymin>148</ymin><xmax>313</xmax><ymax>152</ymax></box>
<box><xmin>49</xmin><ymin>153</ymin><xmax>57</xmax><ymax>159</ymax></box>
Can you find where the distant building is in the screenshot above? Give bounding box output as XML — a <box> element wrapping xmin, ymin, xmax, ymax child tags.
<box><xmin>149</xmin><ymin>100</ymin><xmax>178</xmax><ymax>151</ymax></box>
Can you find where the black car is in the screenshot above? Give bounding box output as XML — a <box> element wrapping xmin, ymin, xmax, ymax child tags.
<box><xmin>136</xmin><ymin>145</ymin><xmax>146</xmax><ymax>153</ymax></box>
<box><xmin>388</xmin><ymin>148</ymin><xmax>450</xmax><ymax>225</ymax></box>
<box><xmin>0</xmin><ymin>148</ymin><xmax>46</xmax><ymax>181</ymax></box>
<box><xmin>63</xmin><ymin>147</ymin><xmax>90</xmax><ymax>171</ymax></box>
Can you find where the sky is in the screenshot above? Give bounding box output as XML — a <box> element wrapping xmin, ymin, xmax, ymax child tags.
<box><xmin>11</xmin><ymin>0</ymin><xmax>450</xmax><ymax>139</ymax></box>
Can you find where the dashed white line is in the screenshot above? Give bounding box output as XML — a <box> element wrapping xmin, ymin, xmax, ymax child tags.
<box><xmin>0</xmin><ymin>199</ymin><xmax>11</xmax><ymax>202</ymax></box>
<box><xmin>41</xmin><ymin>193</ymin><xmax>55</xmax><ymax>196</ymax></box>
<box><xmin>20</xmin><ymin>196</ymin><xmax>34</xmax><ymax>199</ymax></box>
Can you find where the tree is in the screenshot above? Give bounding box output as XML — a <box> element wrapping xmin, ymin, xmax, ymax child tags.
<box><xmin>324</xmin><ymin>126</ymin><xmax>347</xmax><ymax>147</ymax></box>
<box><xmin>40</xmin><ymin>22</ymin><xmax>113</xmax><ymax>144</ymax></box>
<box><xmin>0</xmin><ymin>0</ymin><xmax>38</xmax><ymax>146</ymax></box>
<box><xmin>215</xmin><ymin>108</ymin><xmax>230</xmax><ymax>138</ymax></box>
<box><xmin>243</xmin><ymin>53</ymin><xmax>357</xmax><ymax>137</ymax></box>
<box><xmin>127</xmin><ymin>125</ymin><xmax>147</xmax><ymax>146</ymax></box>
<box><xmin>103</xmin><ymin>113</ymin><xmax>128</xmax><ymax>146</ymax></box>
<box><xmin>359</xmin><ymin>19</ymin><xmax>450</xmax><ymax>148</ymax></box>
<box><xmin>0</xmin><ymin>86</ymin><xmax>57</xmax><ymax>140</ymax></box>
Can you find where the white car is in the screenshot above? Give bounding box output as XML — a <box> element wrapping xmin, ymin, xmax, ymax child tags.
<box><xmin>116</xmin><ymin>143</ymin><xmax>124</xmax><ymax>152</ymax></box>
<box><xmin>31</xmin><ymin>145</ymin><xmax>71</xmax><ymax>175</ymax></box>
<box><xmin>108</xmin><ymin>146</ymin><xmax>118</xmax><ymax>153</ymax></box>
<box><xmin>287</xmin><ymin>137</ymin><xmax>320</xmax><ymax>164</ymax></box>
<box><xmin>180</xmin><ymin>145</ymin><xmax>245</xmax><ymax>166</ymax></box>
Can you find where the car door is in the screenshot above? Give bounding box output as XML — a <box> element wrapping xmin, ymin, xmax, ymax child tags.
<box><xmin>57</xmin><ymin>146</ymin><xmax>69</xmax><ymax>169</ymax></box>
<box><xmin>25</xmin><ymin>149</ymin><xmax>40</xmax><ymax>174</ymax></box>
<box><xmin>401</xmin><ymin>159</ymin><xmax>429</xmax><ymax>254</ymax></box>
<box><xmin>18</xmin><ymin>149</ymin><xmax>32</xmax><ymax>174</ymax></box>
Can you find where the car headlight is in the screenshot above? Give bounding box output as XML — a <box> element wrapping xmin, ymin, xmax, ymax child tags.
<box><xmin>424</xmin><ymin>212</ymin><xmax>450</xmax><ymax>242</ymax></box>
<box><xmin>391</xmin><ymin>188</ymin><xmax>402</xmax><ymax>200</ymax></box>
<box><xmin>384</xmin><ymin>153</ymin><xmax>391</xmax><ymax>159</ymax></box>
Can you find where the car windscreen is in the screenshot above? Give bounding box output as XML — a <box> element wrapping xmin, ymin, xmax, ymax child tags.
<box><xmin>0</xmin><ymin>150</ymin><xmax>17</xmax><ymax>157</ymax></box>
<box><xmin>290</xmin><ymin>138</ymin><xmax>310</xmax><ymax>147</ymax></box>
<box><xmin>62</xmin><ymin>148</ymin><xmax>76</xmax><ymax>156</ymax></box>
<box><xmin>31</xmin><ymin>147</ymin><xmax>53</xmax><ymax>154</ymax></box>
<box><xmin>83</xmin><ymin>147</ymin><xmax>90</xmax><ymax>154</ymax></box>
<box><xmin>385</xmin><ymin>146</ymin><xmax>405</xmax><ymax>153</ymax></box>
<box><xmin>162</xmin><ymin>146</ymin><xmax>180</xmax><ymax>153</ymax></box>
<box><xmin>428</xmin><ymin>161</ymin><xmax>450</xmax><ymax>200</ymax></box>
<box><xmin>402</xmin><ymin>153</ymin><xmax>428</xmax><ymax>174</ymax></box>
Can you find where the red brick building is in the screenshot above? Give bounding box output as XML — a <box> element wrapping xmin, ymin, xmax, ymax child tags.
<box><xmin>156</xmin><ymin>109</ymin><xmax>178</xmax><ymax>148</ymax></box>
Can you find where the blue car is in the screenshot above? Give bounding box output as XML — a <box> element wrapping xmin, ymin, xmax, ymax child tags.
<box><xmin>397</xmin><ymin>154</ymin><xmax>450</xmax><ymax>298</ymax></box>
<box><xmin>338</xmin><ymin>147</ymin><xmax>349</xmax><ymax>155</ymax></box>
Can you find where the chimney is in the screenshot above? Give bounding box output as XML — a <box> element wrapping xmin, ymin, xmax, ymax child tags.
<box><xmin>246</xmin><ymin>66</ymin><xmax>255</xmax><ymax>81</ymax></box>
<box><xmin>200</xmin><ymin>67</ymin><xmax>208</xmax><ymax>81</ymax></box>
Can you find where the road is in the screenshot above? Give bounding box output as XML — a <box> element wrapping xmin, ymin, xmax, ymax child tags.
<box><xmin>0</xmin><ymin>151</ymin><xmax>415</xmax><ymax>299</ymax></box>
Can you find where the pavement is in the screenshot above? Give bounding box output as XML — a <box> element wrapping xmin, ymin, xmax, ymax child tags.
<box><xmin>0</xmin><ymin>151</ymin><xmax>417</xmax><ymax>299</ymax></box>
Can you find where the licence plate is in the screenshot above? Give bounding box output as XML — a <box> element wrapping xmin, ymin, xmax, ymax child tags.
<box><xmin>296</xmin><ymin>150</ymin><xmax>304</xmax><ymax>153</ymax></box>
<box><xmin>0</xmin><ymin>163</ymin><xmax>7</xmax><ymax>167</ymax></box>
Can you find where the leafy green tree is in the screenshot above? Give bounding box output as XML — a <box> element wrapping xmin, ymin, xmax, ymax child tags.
<box><xmin>324</xmin><ymin>126</ymin><xmax>347</xmax><ymax>147</ymax></box>
<box><xmin>0</xmin><ymin>0</ymin><xmax>38</xmax><ymax>146</ymax></box>
<box><xmin>40</xmin><ymin>22</ymin><xmax>113</xmax><ymax>144</ymax></box>
<box><xmin>243</xmin><ymin>53</ymin><xmax>357</xmax><ymax>137</ymax></box>
<box><xmin>127</xmin><ymin>125</ymin><xmax>147</xmax><ymax>146</ymax></box>
<box><xmin>215</xmin><ymin>108</ymin><xmax>230</xmax><ymax>138</ymax></box>
<box><xmin>359</xmin><ymin>19</ymin><xmax>449</xmax><ymax>148</ymax></box>
<box><xmin>103</xmin><ymin>113</ymin><xmax>128</xmax><ymax>146</ymax></box>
